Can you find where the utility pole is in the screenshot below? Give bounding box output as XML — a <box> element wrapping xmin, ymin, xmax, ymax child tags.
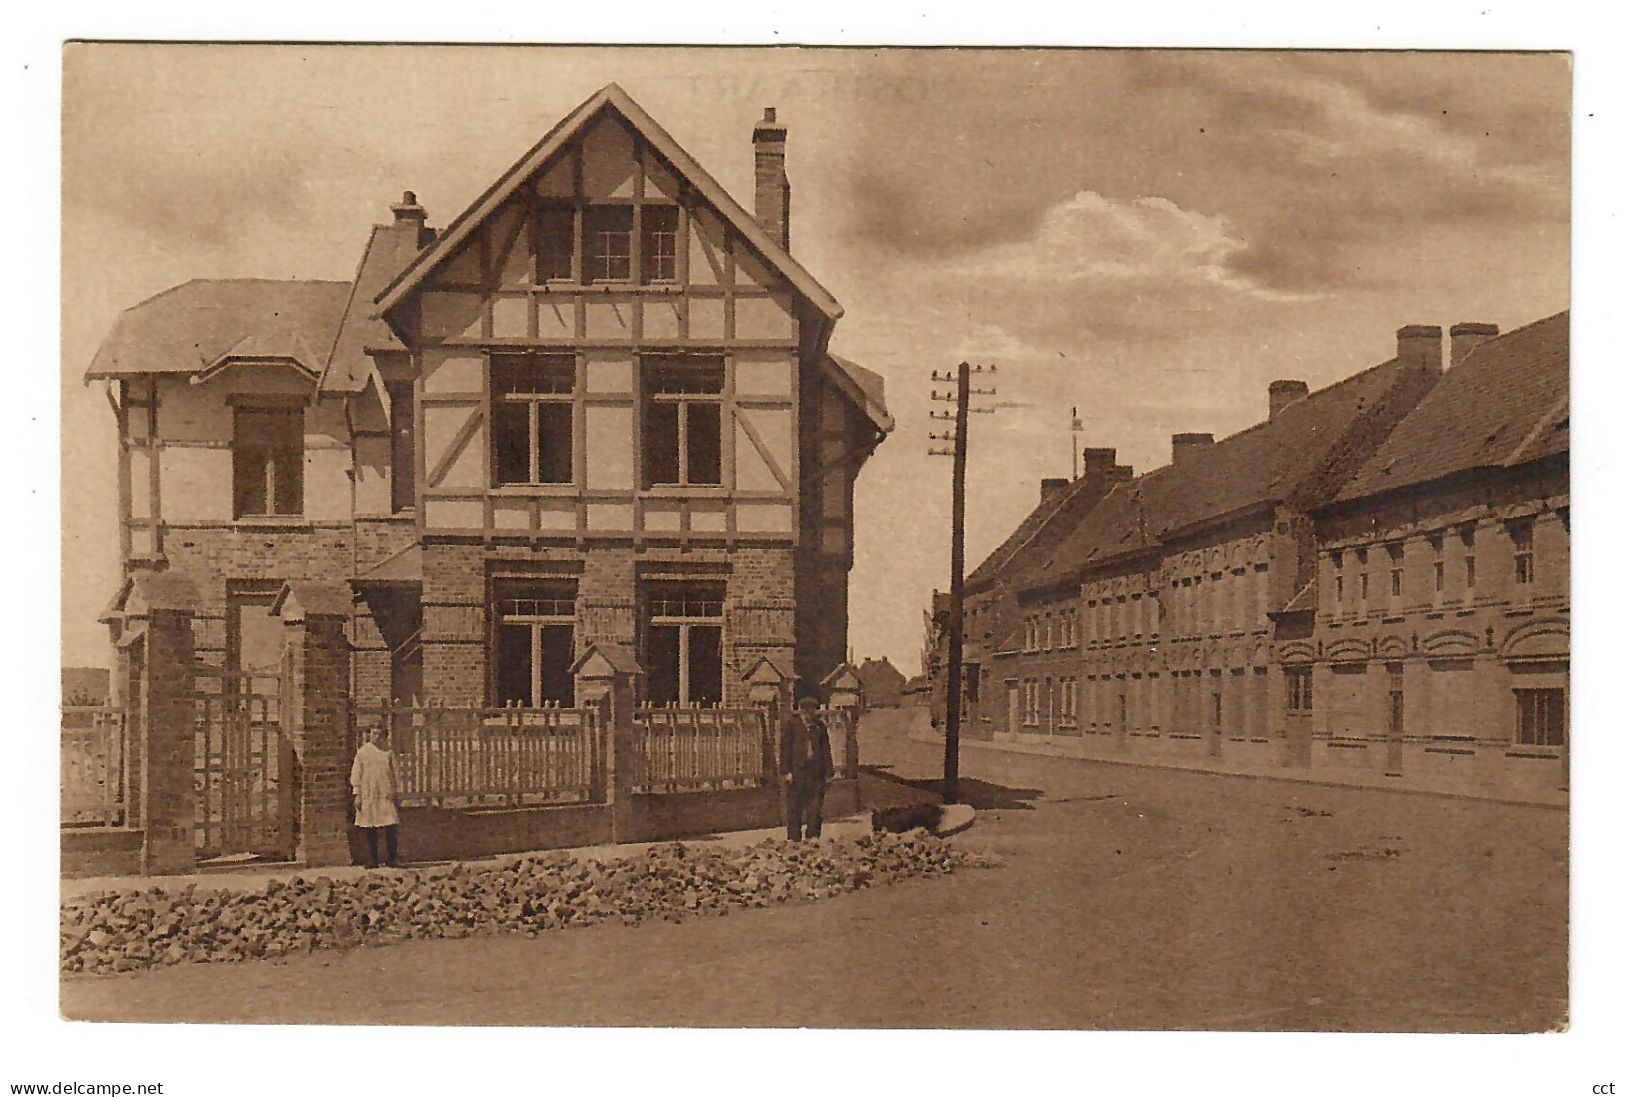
<box><xmin>928</xmin><ymin>362</ymin><xmax>998</xmax><ymax>804</ymax></box>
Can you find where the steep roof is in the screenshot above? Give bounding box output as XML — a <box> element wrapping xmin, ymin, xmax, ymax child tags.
<box><xmin>320</xmin><ymin>222</ymin><xmax>422</xmax><ymax>394</ymax></box>
<box><xmin>1017</xmin><ymin>355</ymin><xmax>1420</xmax><ymax>588</ymax></box>
<box><xmin>373</xmin><ymin>83</ymin><xmax>842</xmax><ymax>322</ymax></box>
<box><xmin>1335</xmin><ymin>312</ymin><xmax>1569</xmax><ymax>503</ymax></box>
<box><xmin>966</xmin><ymin>478</ymin><xmax>1086</xmax><ymax>590</ymax></box>
<box><xmin>85</xmin><ymin>279</ymin><xmax>350</xmax><ymax>381</ymax></box>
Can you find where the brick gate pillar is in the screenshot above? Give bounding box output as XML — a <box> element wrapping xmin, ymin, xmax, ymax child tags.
<box><xmin>574</xmin><ymin>642</ymin><xmax>645</xmax><ymax>844</ymax></box>
<box><xmin>121</xmin><ymin>574</ymin><xmax>200</xmax><ymax>876</ymax></box>
<box><xmin>274</xmin><ymin>581</ymin><xmax>355</xmax><ymax>867</ymax></box>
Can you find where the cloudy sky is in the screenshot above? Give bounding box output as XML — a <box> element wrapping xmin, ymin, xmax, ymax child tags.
<box><xmin>61</xmin><ymin>45</ymin><xmax>1569</xmax><ymax>675</ymax></box>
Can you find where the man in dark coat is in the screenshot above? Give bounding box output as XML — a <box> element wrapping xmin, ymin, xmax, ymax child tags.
<box><xmin>780</xmin><ymin>690</ymin><xmax>834</xmax><ymax>841</ymax></box>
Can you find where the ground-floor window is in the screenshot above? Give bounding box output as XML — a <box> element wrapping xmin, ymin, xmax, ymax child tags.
<box><xmin>492</xmin><ymin>578</ymin><xmax>577</xmax><ymax>706</ymax></box>
<box><xmin>1286</xmin><ymin>667</ymin><xmax>1313</xmax><ymax>713</ymax></box>
<box><xmin>1514</xmin><ymin>688</ymin><xmax>1565</xmax><ymax>747</ymax></box>
<box><xmin>642</xmin><ymin>580</ymin><xmax>724</xmax><ymax>706</ymax></box>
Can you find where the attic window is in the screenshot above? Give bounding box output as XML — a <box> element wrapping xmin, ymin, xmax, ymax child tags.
<box><xmin>641</xmin><ymin>205</ymin><xmax>679</xmax><ymax>283</ymax></box>
<box><xmin>585</xmin><ymin>205</ymin><xmax>634</xmax><ymax>282</ymax></box>
<box><xmin>534</xmin><ymin>205</ymin><xmax>575</xmax><ymax>282</ymax></box>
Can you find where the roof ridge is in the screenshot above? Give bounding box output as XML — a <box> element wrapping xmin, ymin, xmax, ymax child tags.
<box><xmin>372</xmin><ymin>83</ymin><xmax>842</xmax><ymax>322</ymax></box>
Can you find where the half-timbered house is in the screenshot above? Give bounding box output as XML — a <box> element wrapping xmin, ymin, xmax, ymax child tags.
<box><xmin>89</xmin><ymin>84</ymin><xmax>892</xmax><ymax>711</ymax></box>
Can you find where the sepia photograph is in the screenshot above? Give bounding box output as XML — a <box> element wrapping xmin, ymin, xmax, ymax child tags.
<box><xmin>34</xmin><ymin>26</ymin><xmax>1603</xmax><ymax>1088</ymax></box>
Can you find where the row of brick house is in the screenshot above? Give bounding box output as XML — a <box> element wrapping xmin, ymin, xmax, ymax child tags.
<box><xmin>930</xmin><ymin>313</ymin><xmax>1568</xmax><ymax>801</ymax></box>
<box><xmin>87</xmin><ymin>84</ymin><xmax>890</xmax><ymax>717</ymax></box>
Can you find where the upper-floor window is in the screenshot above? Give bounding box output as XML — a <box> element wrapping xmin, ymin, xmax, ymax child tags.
<box><xmin>387</xmin><ymin>380</ymin><xmax>415</xmax><ymax>512</ymax></box>
<box><xmin>1387</xmin><ymin>543</ymin><xmax>1404</xmax><ymax>599</ymax></box>
<box><xmin>535</xmin><ymin>205</ymin><xmax>575</xmax><ymax>282</ymax></box>
<box><xmin>641</xmin><ymin>204</ymin><xmax>679</xmax><ymax>283</ymax></box>
<box><xmin>1510</xmin><ymin>520</ymin><xmax>1535</xmax><ymax>585</ymax></box>
<box><xmin>585</xmin><ymin>205</ymin><xmax>634</xmax><ymax>282</ymax></box>
<box><xmin>642</xmin><ymin>356</ymin><xmax>723</xmax><ymax>488</ymax></box>
<box><xmin>1462</xmin><ymin>527</ymin><xmax>1478</xmax><ymax>590</ymax></box>
<box><xmin>493</xmin><ymin>354</ymin><xmax>575</xmax><ymax>485</ymax></box>
<box><xmin>232</xmin><ymin>406</ymin><xmax>303</xmax><ymax>518</ymax></box>
<box><xmin>1429</xmin><ymin>534</ymin><xmax>1445</xmax><ymax>593</ymax></box>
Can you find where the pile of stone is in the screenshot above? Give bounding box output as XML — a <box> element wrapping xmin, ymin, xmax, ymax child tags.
<box><xmin>61</xmin><ymin>830</ymin><xmax>999</xmax><ymax>976</ymax></box>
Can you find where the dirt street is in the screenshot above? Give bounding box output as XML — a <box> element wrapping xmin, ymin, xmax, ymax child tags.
<box><xmin>62</xmin><ymin>712</ymin><xmax>1566</xmax><ymax>1030</ymax></box>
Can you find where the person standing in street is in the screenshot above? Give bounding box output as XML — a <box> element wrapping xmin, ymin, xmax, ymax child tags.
<box><xmin>780</xmin><ymin>688</ymin><xmax>834</xmax><ymax>841</ymax></box>
<box><xmin>350</xmin><ymin>725</ymin><xmax>401</xmax><ymax>868</ymax></box>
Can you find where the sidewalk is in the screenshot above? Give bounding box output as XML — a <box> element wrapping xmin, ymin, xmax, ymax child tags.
<box><xmin>904</xmin><ymin>723</ymin><xmax>1566</xmax><ymax>808</ymax></box>
<box><xmin>61</xmin><ymin>814</ymin><xmax>877</xmax><ymax>901</ymax></box>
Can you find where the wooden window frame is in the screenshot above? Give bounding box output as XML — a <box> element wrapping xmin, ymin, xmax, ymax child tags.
<box><xmin>491</xmin><ymin>353</ymin><xmax>577</xmax><ymax>487</ymax></box>
<box><xmin>491</xmin><ymin>578</ymin><xmax>579</xmax><ymax>707</ymax></box>
<box><xmin>231</xmin><ymin>406</ymin><xmax>304</xmax><ymax>519</ymax></box>
<box><xmin>641</xmin><ymin>581</ymin><xmax>726</xmax><ymax>707</ymax></box>
<box><xmin>584</xmin><ymin>203</ymin><xmax>635</xmax><ymax>284</ymax></box>
<box><xmin>641</xmin><ymin>354</ymin><xmax>725</xmax><ymax>489</ymax></box>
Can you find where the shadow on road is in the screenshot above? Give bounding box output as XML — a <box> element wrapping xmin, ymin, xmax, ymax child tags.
<box><xmin>858</xmin><ymin>765</ymin><xmax>1043</xmax><ymax>812</ymax></box>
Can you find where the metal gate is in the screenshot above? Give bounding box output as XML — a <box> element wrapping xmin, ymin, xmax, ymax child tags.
<box><xmin>193</xmin><ymin>668</ymin><xmax>296</xmax><ymax>861</ymax></box>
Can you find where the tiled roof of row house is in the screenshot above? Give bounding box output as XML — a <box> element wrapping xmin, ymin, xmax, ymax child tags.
<box><xmin>1012</xmin><ymin>354</ymin><xmax>1423</xmax><ymax>592</ymax></box>
<box><xmin>1334</xmin><ymin>312</ymin><xmax>1569</xmax><ymax>504</ymax></box>
<box><xmin>84</xmin><ymin>279</ymin><xmax>350</xmax><ymax>381</ymax></box>
<box><xmin>964</xmin><ymin>474</ymin><xmax>1094</xmax><ymax>590</ymax></box>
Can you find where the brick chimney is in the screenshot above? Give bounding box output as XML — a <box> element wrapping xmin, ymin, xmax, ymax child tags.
<box><xmin>1449</xmin><ymin>322</ymin><xmax>1499</xmax><ymax>368</ymax></box>
<box><xmin>1172</xmin><ymin>432</ymin><xmax>1214</xmax><ymax>465</ymax></box>
<box><xmin>1040</xmin><ymin>477</ymin><xmax>1070</xmax><ymax>500</ymax></box>
<box><xmin>753</xmin><ymin>107</ymin><xmax>790</xmax><ymax>251</ymax></box>
<box><xmin>1396</xmin><ymin>324</ymin><xmax>1443</xmax><ymax>373</ymax></box>
<box><xmin>1083</xmin><ymin>447</ymin><xmax>1117</xmax><ymax>480</ymax></box>
<box><xmin>1268</xmin><ymin>379</ymin><xmax>1309</xmax><ymax>420</ymax></box>
<box><xmin>390</xmin><ymin>190</ymin><xmax>434</xmax><ymax>247</ymax></box>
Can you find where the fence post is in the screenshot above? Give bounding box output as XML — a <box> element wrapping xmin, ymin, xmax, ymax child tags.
<box><xmin>744</xmin><ymin>657</ymin><xmax>793</xmax><ymax>781</ymax></box>
<box><xmin>122</xmin><ymin>574</ymin><xmax>199</xmax><ymax>876</ymax></box>
<box><xmin>274</xmin><ymin>581</ymin><xmax>355</xmax><ymax>867</ymax></box>
<box><xmin>573</xmin><ymin>642</ymin><xmax>644</xmax><ymax>844</ymax></box>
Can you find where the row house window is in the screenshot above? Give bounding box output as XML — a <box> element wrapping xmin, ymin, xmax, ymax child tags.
<box><xmin>1430</xmin><ymin>534</ymin><xmax>1446</xmax><ymax>593</ymax></box>
<box><xmin>1387</xmin><ymin>543</ymin><xmax>1404</xmax><ymax>600</ymax></box>
<box><xmin>1286</xmin><ymin>667</ymin><xmax>1313</xmax><ymax>714</ymax></box>
<box><xmin>1462</xmin><ymin>527</ymin><xmax>1477</xmax><ymax>590</ymax></box>
<box><xmin>1021</xmin><ymin>678</ymin><xmax>1040</xmax><ymax>725</ymax></box>
<box><xmin>642</xmin><ymin>580</ymin><xmax>725</xmax><ymax>706</ymax></box>
<box><xmin>1510</xmin><ymin>519</ymin><xmax>1536</xmax><ymax>585</ymax></box>
<box><xmin>1059</xmin><ymin>677</ymin><xmax>1078</xmax><ymax>723</ymax></box>
<box><xmin>1514</xmin><ymin>687</ymin><xmax>1564</xmax><ymax>747</ymax></box>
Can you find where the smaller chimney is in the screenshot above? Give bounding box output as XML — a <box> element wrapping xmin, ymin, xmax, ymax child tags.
<box><xmin>1040</xmin><ymin>477</ymin><xmax>1070</xmax><ymax>500</ymax></box>
<box><xmin>1083</xmin><ymin>447</ymin><xmax>1117</xmax><ymax>480</ymax></box>
<box><xmin>753</xmin><ymin>107</ymin><xmax>790</xmax><ymax>251</ymax></box>
<box><xmin>391</xmin><ymin>190</ymin><xmax>433</xmax><ymax>247</ymax></box>
<box><xmin>1107</xmin><ymin>464</ymin><xmax>1135</xmax><ymax>483</ymax></box>
<box><xmin>1268</xmin><ymin>379</ymin><xmax>1309</xmax><ymax>420</ymax></box>
<box><xmin>1172</xmin><ymin>432</ymin><xmax>1214</xmax><ymax>465</ymax></box>
<box><xmin>1449</xmin><ymin>322</ymin><xmax>1499</xmax><ymax>369</ymax></box>
<box><xmin>1396</xmin><ymin>324</ymin><xmax>1443</xmax><ymax>373</ymax></box>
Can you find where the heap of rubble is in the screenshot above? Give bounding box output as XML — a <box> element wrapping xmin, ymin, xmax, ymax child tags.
<box><xmin>61</xmin><ymin>830</ymin><xmax>999</xmax><ymax>975</ymax></box>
